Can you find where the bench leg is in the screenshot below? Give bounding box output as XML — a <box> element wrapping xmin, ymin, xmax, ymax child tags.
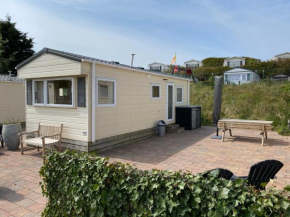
<box><xmin>261</xmin><ymin>131</ymin><xmax>265</xmax><ymax>146</ymax></box>
<box><xmin>222</xmin><ymin>130</ymin><xmax>226</xmax><ymax>142</ymax></box>
<box><xmin>42</xmin><ymin>138</ymin><xmax>45</xmax><ymax>156</ymax></box>
<box><xmin>37</xmin><ymin>146</ymin><xmax>39</xmax><ymax>152</ymax></box>
<box><xmin>229</xmin><ymin>129</ymin><xmax>232</xmax><ymax>137</ymax></box>
<box><xmin>20</xmin><ymin>135</ymin><xmax>24</xmax><ymax>155</ymax></box>
<box><xmin>265</xmin><ymin>131</ymin><xmax>267</xmax><ymax>139</ymax></box>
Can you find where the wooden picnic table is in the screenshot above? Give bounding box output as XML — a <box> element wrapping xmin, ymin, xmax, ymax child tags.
<box><xmin>217</xmin><ymin>119</ymin><xmax>273</xmax><ymax>146</ymax></box>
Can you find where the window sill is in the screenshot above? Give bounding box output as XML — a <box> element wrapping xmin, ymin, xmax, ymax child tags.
<box><xmin>32</xmin><ymin>104</ymin><xmax>75</xmax><ymax>108</ymax></box>
<box><xmin>96</xmin><ymin>104</ymin><xmax>116</xmax><ymax>107</ymax></box>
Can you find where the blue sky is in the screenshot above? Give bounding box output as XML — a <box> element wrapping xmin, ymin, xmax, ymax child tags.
<box><xmin>1</xmin><ymin>0</ymin><xmax>290</xmax><ymax>67</ymax></box>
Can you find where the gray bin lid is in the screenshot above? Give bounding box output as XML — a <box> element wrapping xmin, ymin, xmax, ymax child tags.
<box><xmin>157</xmin><ymin>120</ymin><xmax>166</xmax><ymax>126</ymax></box>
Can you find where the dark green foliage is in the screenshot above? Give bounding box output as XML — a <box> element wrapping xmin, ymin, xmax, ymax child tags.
<box><xmin>40</xmin><ymin>151</ymin><xmax>290</xmax><ymax>217</ymax></box>
<box><xmin>202</xmin><ymin>57</ymin><xmax>226</xmax><ymax>67</ymax></box>
<box><xmin>245</xmin><ymin>57</ymin><xmax>261</xmax><ymax>65</ymax></box>
<box><xmin>0</xmin><ymin>15</ymin><xmax>34</xmax><ymax>74</ymax></box>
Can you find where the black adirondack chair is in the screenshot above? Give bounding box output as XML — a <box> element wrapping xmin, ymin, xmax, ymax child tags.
<box><xmin>204</xmin><ymin>168</ymin><xmax>233</xmax><ymax>180</ymax></box>
<box><xmin>233</xmin><ymin>160</ymin><xmax>284</xmax><ymax>190</ymax></box>
<box><xmin>0</xmin><ymin>124</ymin><xmax>3</xmax><ymax>148</ymax></box>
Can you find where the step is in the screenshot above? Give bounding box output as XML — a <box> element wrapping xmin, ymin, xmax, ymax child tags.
<box><xmin>166</xmin><ymin>124</ymin><xmax>180</xmax><ymax>130</ymax></box>
<box><xmin>167</xmin><ymin>127</ymin><xmax>185</xmax><ymax>133</ymax></box>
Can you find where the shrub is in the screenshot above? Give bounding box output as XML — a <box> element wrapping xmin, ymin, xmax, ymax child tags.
<box><xmin>40</xmin><ymin>151</ymin><xmax>290</xmax><ymax>217</ymax></box>
<box><xmin>202</xmin><ymin>58</ymin><xmax>226</xmax><ymax>67</ymax></box>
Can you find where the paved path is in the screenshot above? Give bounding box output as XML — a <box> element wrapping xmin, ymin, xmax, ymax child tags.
<box><xmin>0</xmin><ymin>126</ymin><xmax>289</xmax><ymax>216</ymax></box>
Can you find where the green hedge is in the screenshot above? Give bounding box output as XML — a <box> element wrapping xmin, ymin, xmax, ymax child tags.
<box><xmin>202</xmin><ymin>57</ymin><xmax>226</xmax><ymax>67</ymax></box>
<box><xmin>40</xmin><ymin>151</ymin><xmax>290</xmax><ymax>216</ymax></box>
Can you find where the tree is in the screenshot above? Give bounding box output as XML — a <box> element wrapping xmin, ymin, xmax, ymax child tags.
<box><xmin>0</xmin><ymin>15</ymin><xmax>34</xmax><ymax>75</ymax></box>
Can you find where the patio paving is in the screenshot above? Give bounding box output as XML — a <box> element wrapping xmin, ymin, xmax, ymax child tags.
<box><xmin>0</xmin><ymin>126</ymin><xmax>289</xmax><ymax>216</ymax></box>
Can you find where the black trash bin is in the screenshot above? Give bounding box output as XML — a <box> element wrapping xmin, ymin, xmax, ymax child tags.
<box><xmin>157</xmin><ymin>120</ymin><xmax>166</xmax><ymax>137</ymax></box>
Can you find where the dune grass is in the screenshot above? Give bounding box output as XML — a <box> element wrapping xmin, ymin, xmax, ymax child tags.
<box><xmin>190</xmin><ymin>81</ymin><xmax>290</xmax><ymax>135</ymax></box>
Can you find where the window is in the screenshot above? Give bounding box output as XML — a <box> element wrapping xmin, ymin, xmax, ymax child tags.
<box><xmin>33</xmin><ymin>78</ymin><xmax>74</xmax><ymax>107</ymax></box>
<box><xmin>97</xmin><ymin>78</ymin><xmax>116</xmax><ymax>106</ymax></box>
<box><xmin>241</xmin><ymin>74</ymin><xmax>247</xmax><ymax>80</ymax></box>
<box><xmin>150</xmin><ymin>66</ymin><xmax>162</xmax><ymax>71</ymax></box>
<box><xmin>229</xmin><ymin>61</ymin><xmax>241</xmax><ymax>68</ymax></box>
<box><xmin>34</xmin><ymin>81</ymin><xmax>44</xmax><ymax>104</ymax></box>
<box><xmin>176</xmin><ymin>87</ymin><xmax>183</xmax><ymax>103</ymax></box>
<box><xmin>228</xmin><ymin>74</ymin><xmax>240</xmax><ymax>81</ymax></box>
<box><xmin>47</xmin><ymin>80</ymin><xmax>72</xmax><ymax>105</ymax></box>
<box><xmin>247</xmin><ymin>74</ymin><xmax>251</xmax><ymax>81</ymax></box>
<box><xmin>186</xmin><ymin>63</ymin><xmax>199</xmax><ymax>68</ymax></box>
<box><xmin>151</xmin><ymin>84</ymin><xmax>161</xmax><ymax>99</ymax></box>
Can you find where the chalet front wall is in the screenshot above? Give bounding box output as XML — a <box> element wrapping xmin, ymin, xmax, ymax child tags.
<box><xmin>94</xmin><ymin>64</ymin><xmax>189</xmax><ymax>142</ymax></box>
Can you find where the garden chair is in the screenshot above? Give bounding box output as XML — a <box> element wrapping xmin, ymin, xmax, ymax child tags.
<box><xmin>204</xmin><ymin>168</ymin><xmax>233</xmax><ymax>180</ymax></box>
<box><xmin>232</xmin><ymin>159</ymin><xmax>284</xmax><ymax>190</ymax></box>
<box><xmin>19</xmin><ymin>122</ymin><xmax>63</xmax><ymax>155</ymax></box>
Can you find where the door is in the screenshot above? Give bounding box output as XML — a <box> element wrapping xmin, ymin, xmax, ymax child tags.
<box><xmin>166</xmin><ymin>83</ymin><xmax>174</xmax><ymax>121</ymax></box>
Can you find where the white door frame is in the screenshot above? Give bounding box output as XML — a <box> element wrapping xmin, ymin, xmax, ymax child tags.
<box><xmin>166</xmin><ymin>83</ymin><xmax>174</xmax><ymax>122</ymax></box>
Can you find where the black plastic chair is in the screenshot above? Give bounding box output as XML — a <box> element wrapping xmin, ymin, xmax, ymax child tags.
<box><xmin>204</xmin><ymin>168</ymin><xmax>234</xmax><ymax>180</ymax></box>
<box><xmin>233</xmin><ymin>160</ymin><xmax>284</xmax><ymax>190</ymax></box>
<box><xmin>0</xmin><ymin>124</ymin><xmax>3</xmax><ymax>148</ymax></box>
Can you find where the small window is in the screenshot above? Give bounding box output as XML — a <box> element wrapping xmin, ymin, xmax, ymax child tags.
<box><xmin>34</xmin><ymin>81</ymin><xmax>44</xmax><ymax>104</ymax></box>
<box><xmin>97</xmin><ymin>78</ymin><xmax>116</xmax><ymax>106</ymax></box>
<box><xmin>176</xmin><ymin>87</ymin><xmax>183</xmax><ymax>103</ymax></box>
<box><xmin>151</xmin><ymin>84</ymin><xmax>161</xmax><ymax>99</ymax></box>
<box><xmin>241</xmin><ymin>74</ymin><xmax>247</xmax><ymax>80</ymax></box>
<box><xmin>247</xmin><ymin>74</ymin><xmax>251</xmax><ymax>81</ymax></box>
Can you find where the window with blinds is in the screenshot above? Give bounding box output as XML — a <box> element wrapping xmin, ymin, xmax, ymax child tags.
<box><xmin>97</xmin><ymin>79</ymin><xmax>116</xmax><ymax>106</ymax></box>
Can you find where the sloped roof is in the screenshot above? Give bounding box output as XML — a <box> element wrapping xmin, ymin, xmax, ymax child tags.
<box><xmin>0</xmin><ymin>74</ymin><xmax>24</xmax><ymax>83</ymax></box>
<box><xmin>184</xmin><ymin>59</ymin><xmax>201</xmax><ymax>64</ymax></box>
<box><xmin>224</xmin><ymin>68</ymin><xmax>254</xmax><ymax>74</ymax></box>
<box><xmin>224</xmin><ymin>56</ymin><xmax>246</xmax><ymax>61</ymax></box>
<box><xmin>274</xmin><ymin>52</ymin><xmax>290</xmax><ymax>58</ymax></box>
<box><xmin>16</xmin><ymin>48</ymin><xmax>190</xmax><ymax>81</ymax></box>
<box><xmin>148</xmin><ymin>62</ymin><xmax>168</xmax><ymax>66</ymax></box>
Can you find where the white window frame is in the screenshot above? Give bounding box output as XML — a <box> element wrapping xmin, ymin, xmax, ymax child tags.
<box><xmin>151</xmin><ymin>83</ymin><xmax>161</xmax><ymax>100</ymax></box>
<box><xmin>32</xmin><ymin>77</ymin><xmax>74</xmax><ymax>108</ymax></box>
<box><xmin>96</xmin><ymin>77</ymin><xmax>116</xmax><ymax>107</ymax></box>
<box><xmin>176</xmin><ymin>87</ymin><xmax>183</xmax><ymax>103</ymax></box>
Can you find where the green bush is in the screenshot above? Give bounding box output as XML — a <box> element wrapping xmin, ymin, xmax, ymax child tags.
<box><xmin>40</xmin><ymin>151</ymin><xmax>290</xmax><ymax>217</ymax></box>
<box><xmin>202</xmin><ymin>58</ymin><xmax>226</xmax><ymax>67</ymax></box>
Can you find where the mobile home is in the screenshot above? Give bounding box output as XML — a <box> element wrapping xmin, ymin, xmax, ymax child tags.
<box><xmin>16</xmin><ymin>48</ymin><xmax>191</xmax><ymax>152</ymax></box>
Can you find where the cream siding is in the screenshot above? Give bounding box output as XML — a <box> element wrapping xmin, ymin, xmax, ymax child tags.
<box><xmin>20</xmin><ymin>55</ymin><xmax>90</xmax><ymax>142</ymax></box>
<box><xmin>0</xmin><ymin>81</ymin><xmax>25</xmax><ymax>123</ymax></box>
<box><xmin>18</xmin><ymin>54</ymin><xmax>82</xmax><ymax>79</ymax></box>
<box><xmin>95</xmin><ymin>64</ymin><xmax>188</xmax><ymax>140</ymax></box>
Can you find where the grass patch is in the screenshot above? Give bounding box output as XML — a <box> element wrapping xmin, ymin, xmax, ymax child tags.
<box><xmin>191</xmin><ymin>81</ymin><xmax>290</xmax><ymax>135</ymax></box>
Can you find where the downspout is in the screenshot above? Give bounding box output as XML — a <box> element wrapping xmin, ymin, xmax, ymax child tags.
<box><xmin>91</xmin><ymin>61</ymin><xmax>96</xmax><ymax>142</ymax></box>
<box><xmin>82</xmin><ymin>59</ymin><xmax>96</xmax><ymax>143</ymax></box>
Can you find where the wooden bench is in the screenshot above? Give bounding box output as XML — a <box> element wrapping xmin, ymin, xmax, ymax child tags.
<box><xmin>217</xmin><ymin>119</ymin><xmax>273</xmax><ymax>146</ymax></box>
<box><xmin>19</xmin><ymin>123</ymin><xmax>63</xmax><ymax>155</ymax></box>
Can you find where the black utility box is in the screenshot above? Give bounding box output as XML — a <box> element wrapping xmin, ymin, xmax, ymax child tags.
<box><xmin>175</xmin><ymin>106</ymin><xmax>201</xmax><ymax>130</ymax></box>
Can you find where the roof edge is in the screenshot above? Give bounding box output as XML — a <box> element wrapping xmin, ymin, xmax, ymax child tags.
<box><xmin>16</xmin><ymin>48</ymin><xmax>82</xmax><ymax>70</ymax></box>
